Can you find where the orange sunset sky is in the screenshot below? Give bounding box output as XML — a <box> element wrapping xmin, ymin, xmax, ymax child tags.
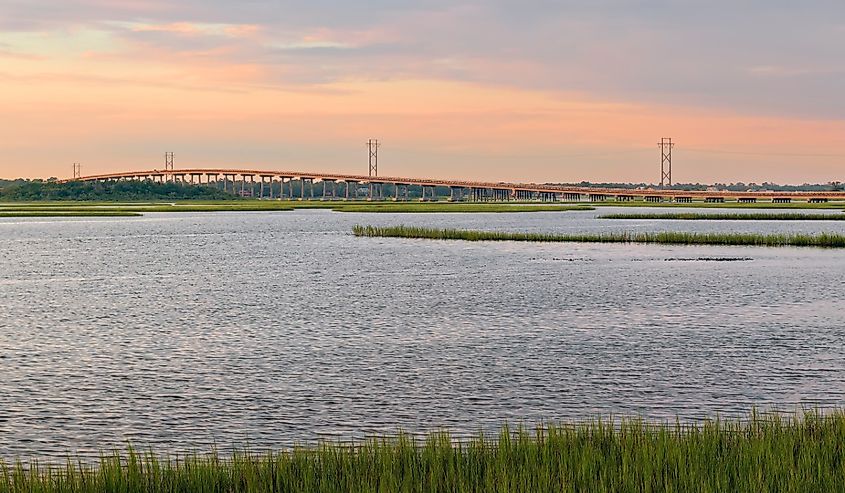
<box><xmin>1</xmin><ymin>1</ymin><xmax>843</xmax><ymax>183</ymax></box>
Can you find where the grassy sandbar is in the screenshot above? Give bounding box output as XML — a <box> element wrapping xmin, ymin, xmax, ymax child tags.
<box><xmin>600</xmin><ymin>212</ymin><xmax>845</xmax><ymax>221</ymax></box>
<box><xmin>0</xmin><ymin>211</ymin><xmax>141</xmax><ymax>218</ymax></box>
<box><xmin>0</xmin><ymin>201</ymin><xmax>594</xmax><ymax>216</ymax></box>
<box><xmin>353</xmin><ymin>225</ymin><xmax>845</xmax><ymax>248</ymax></box>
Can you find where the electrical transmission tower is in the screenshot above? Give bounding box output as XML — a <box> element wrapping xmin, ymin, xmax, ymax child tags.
<box><xmin>366</xmin><ymin>139</ymin><xmax>380</xmax><ymax>177</ymax></box>
<box><xmin>165</xmin><ymin>152</ymin><xmax>175</xmax><ymax>171</ymax></box>
<box><xmin>658</xmin><ymin>138</ymin><xmax>674</xmax><ymax>187</ymax></box>
<box><xmin>72</xmin><ymin>163</ymin><xmax>81</xmax><ymax>179</ymax></box>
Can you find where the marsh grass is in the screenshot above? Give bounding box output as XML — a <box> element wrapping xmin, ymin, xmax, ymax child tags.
<box><xmin>600</xmin><ymin>212</ymin><xmax>845</xmax><ymax>221</ymax></box>
<box><xmin>0</xmin><ymin>211</ymin><xmax>141</xmax><ymax>217</ymax></box>
<box><xmin>594</xmin><ymin>201</ymin><xmax>845</xmax><ymax>209</ymax></box>
<box><xmin>334</xmin><ymin>203</ymin><xmax>594</xmax><ymax>213</ymax></box>
<box><xmin>353</xmin><ymin>225</ymin><xmax>845</xmax><ymax>248</ymax></box>
<box><xmin>0</xmin><ymin>202</ymin><xmax>593</xmax><ymax>216</ymax></box>
<box><xmin>2</xmin><ymin>411</ymin><xmax>845</xmax><ymax>492</ymax></box>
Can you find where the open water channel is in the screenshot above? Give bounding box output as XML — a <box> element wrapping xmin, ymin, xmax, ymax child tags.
<box><xmin>2</xmin><ymin>207</ymin><xmax>844</xmax><ymax>460</ymax></box>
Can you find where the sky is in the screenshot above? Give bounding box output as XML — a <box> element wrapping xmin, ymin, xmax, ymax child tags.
<box><xmin>0</xmin><ymin>1</ymin><xmax>843</xmax><ymax>183</ymax></box>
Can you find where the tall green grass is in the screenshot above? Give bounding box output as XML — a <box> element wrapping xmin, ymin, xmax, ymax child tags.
<box><xmin>353</xmin><ymin>225</ymin><xmax>845</xmax><ymax>248</ymax></box>
<box><xmin>2</xmin><ymin>411</ymin><xmax>845</xmax><ymax>492</ymax></box>
<box><xmin>600</xmin><ymin>212</ymin><xmax>845</xmax><ymax>221</ymax></box>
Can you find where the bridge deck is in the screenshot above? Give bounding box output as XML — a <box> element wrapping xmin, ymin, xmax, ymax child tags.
<box><xmin>66</xmin><ymin>168</ymin><xmax>845</xmax><ymax>201</ymax></box>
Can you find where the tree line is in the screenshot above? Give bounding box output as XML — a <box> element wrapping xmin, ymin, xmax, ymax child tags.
<box><xmin>0</xmin><ymin>179</ymin><xmax>236</xmax><ymax>201</ymax></box>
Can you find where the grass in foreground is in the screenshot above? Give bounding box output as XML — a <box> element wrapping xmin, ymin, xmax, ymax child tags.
<box><xmin>2</xmin><ymin>411</ymin><xmax>844</xmax><ymax>492</ymax></box>
<box><xmin>353</xmin><ymin>225</ymin><xmax>845</xmax><ymax>248</ymax></box>
<box><xmin>600</xmin><ymin>212</ymin><xmax>845</xmax><ymax>221</ymax></box>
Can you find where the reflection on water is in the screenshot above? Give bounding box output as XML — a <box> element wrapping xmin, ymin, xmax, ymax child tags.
<box><xmin>1</xmin><ymin>207</ymin><xmax>844</xmax><ymax>460</ymax></box>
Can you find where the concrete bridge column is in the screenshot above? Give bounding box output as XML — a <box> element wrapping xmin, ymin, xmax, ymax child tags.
<box><xmin>450</xmin><ymin>186</ymin><xmax>465</xmax><ymax>202</ymax></box>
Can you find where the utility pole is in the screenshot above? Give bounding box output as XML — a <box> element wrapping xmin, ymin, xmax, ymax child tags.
<box><xmin>367</xmin><ymin>139</ymin><xmax>379</xmax><ymax>177</ymax></box>
<box><xmin>72</xmin><ymin>163</ymin><xmax>81</xmax><ymax>179</ymax></box>
<box><xmin>165</xmin><ymin>152</ymin><xmax>174</xmax><ymax>171</ymax></box>
<box><xmin>658</xmin><ymin>138</ymin><xmax>674</xmax><ymax>187</ymax></box>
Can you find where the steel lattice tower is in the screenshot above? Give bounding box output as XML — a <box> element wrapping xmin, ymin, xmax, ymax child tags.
<box><xmin>658</xmin><ymin>138</ymin><xmax>674</xmax><ymax>187</ymax></box>
<box><xmin>367</xmin><ymin>139</ymin><xmax>379</xmax><ymax>177</ymax></box>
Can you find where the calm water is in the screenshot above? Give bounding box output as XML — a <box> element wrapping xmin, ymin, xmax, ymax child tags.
<box><xmin>2</xmin><ymin>207</ymin><xmax>845</xmax><ymax>460</ymax></box>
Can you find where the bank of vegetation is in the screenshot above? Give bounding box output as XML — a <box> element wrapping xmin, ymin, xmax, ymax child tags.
<box><xmin>0</xmin><ymin>211</ymin><xmax>141</xmax><ymax>218</ymax></box>
<box><xmin>593</xmin><ymin>201</ymin><xmax>845</xmax><ymax>209</ymax></box>
<box><xmin>0</xmin><ymin>180</ymin><xmax>235</xmax><ymax>202</ymax></box>
<box><xmin>335</xmin><ymin>203</ymin><xmax>593</xmax><ymax>213</ymax></box>
<box><xmin>600</xmin><ymin>212</ymin><xmax>845</xmax><ymax>221</ymax></box>
<box><xmin>353</xmin><ymin>225</ymin><xmax>845</xmax><ymax>248</ymax></box>
<box><xmin>0</xmin><ymin>202</ymin><xmax>593</xmax><ymax>216</ymax></box>
<box><xmin>2</xmin><ymin>411</ymin><xmax>843</xmax><ymax>492</ymax></box>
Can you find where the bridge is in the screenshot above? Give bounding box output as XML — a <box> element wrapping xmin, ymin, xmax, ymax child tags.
<box><xmin>68</xmin><ymin>168</ymin><xmax>845</xmax><ymax>204</ymax></box>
